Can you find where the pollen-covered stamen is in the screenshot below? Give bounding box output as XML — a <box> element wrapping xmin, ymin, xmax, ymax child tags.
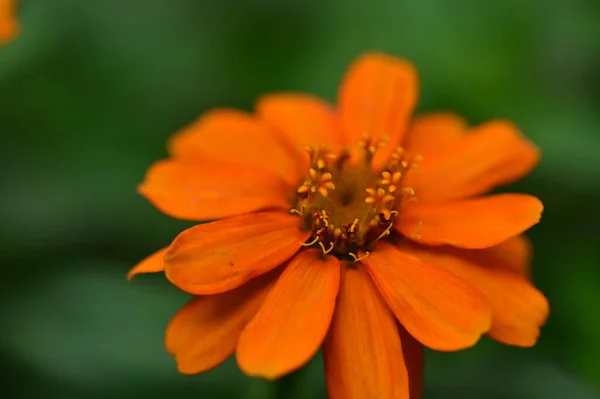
<box><xmin>380</xmin><ymin>170</ymin><xmax>402</xmax><ymax>193</ymax></box>
<box><xmin>291</xmin><ymin>141</ymin><xmax>423</xmax><ymax>259</ymax></box>
<box><xmin>297</xmin><ymin>167</ymin><xmax>336</xmax><ymax>198</ymax></box>
<box><xmin>380</xmin><ymin>146</ymin><xmax>422</xmax><ymax>205</ymax></box>
<box><xmin>365</xmin><ymin>187</ymin><xmax>395</xmax><ymax>206</ymax></box>
<box><xmin>305</xmin><ymin>145</ymin><xmax>338</xmax><ymax>169</ymax></box>
<box><xmin>296</xmin><ymin>146</ymin><xmax>339</xmax><ymax>199</ymax></box>
<box><xmin>358</xmin><ymin>133</ymin><xmax>389</xmax><ymax>163</ymax></box>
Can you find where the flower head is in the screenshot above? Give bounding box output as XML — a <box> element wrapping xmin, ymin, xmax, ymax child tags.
<box><xmin>0</xmin><ymin>0</ymin><xmax>18</xmax><ymax>46</ymax></box>
<box><xmin>130</xmin><ymin>52</ymin><xmax>549</xmax><ymax>399</ymax></box>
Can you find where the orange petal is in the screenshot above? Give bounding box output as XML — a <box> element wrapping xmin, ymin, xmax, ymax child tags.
<box><xmin>127</xmin><ymin>247</ymin><xmax>167</xmax><ymax>280</ymax></box>
<box><xmin>405</xmin><ymin>120</ymin><xmax>540</xmax><ymax>202</ymax></box>
<box><xmin>402</xmin><ymin>236</ymin><xmax>532</xmax><ymax>277</ymax></box>
<box><xmin>400</xmin><ymin>243</ymin><xmax>549</xmax><ymax>347</ymax></box>
<box><xmin>256</xmin><ymin>93</ymin><xmax>341</xmax><ymax>150</ymax></box>
<box><xmin>362</xmin><ymin>242</ymin><xmax>492</xmax><ymax>351</ymax></box>
<box><xmin>323</xmin><ymin>264</ymin><xmax>409</xmax><ymax>399</ymax></box>
<box><xmin>165</xmin><ymin>271</ymin><xmax>277</xmax><ymax>374</ymax></box>
<box><xmin>398</xmin><ymin>325</ymin><xmax>425</xmax><ymax>399</ymax></box>
<box><xmin>167</xmin><ymin>109</ymin><xmax>300</xmax><ymax>186</ymax></box>
<box><xmin>236</xmin><ymin>249</ymin><xmax>340</xmax><ymax>379</ymax></box>
<box><xmin>397</xmin><ymin>194</ymin><xmax>543</xmax><ymax>249</ymax></box>
<box><xmin>338</xmin><ymin>52</ymin><xmax>418</xmax><ymax>166</ymax></box>
<box><xmin>404</xmin><ymin>112</ymin><xmax>468</xmax><ymax>158</ymax></box>
<box><xmin>0</xmin><ymin>0</ymin><xmax>18</xmax><ymax>46</ymax></box>
<box><xmin>470</xmin><ymin>235</ymin><xmax>532</xmax><ymax>278</ymax></box>
<box><xmin>165</xmin><ymin>212</ymin><xmax>309</xmax><ymax>295</ymax></box>
<box><xmin>138</xmin><ymin>159</ymin><xmax>290</xmax><ymax>221</ymax></box>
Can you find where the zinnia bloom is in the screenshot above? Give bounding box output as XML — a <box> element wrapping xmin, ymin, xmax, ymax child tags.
<box><xmin>130</xmin><ymin>52</ymin><xmax>549</xmax><ymax>399</ymax></box>
<box><xmin>0</xmin><ymin>0</ymin><xmax>18</xmax><ymax>46</ymax></box>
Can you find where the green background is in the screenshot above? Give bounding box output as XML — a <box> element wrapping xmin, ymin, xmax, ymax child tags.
<box><xmin>1</xmin><ymin>0</ymin><xmax>599</xmax><ymax>398</ymax></box>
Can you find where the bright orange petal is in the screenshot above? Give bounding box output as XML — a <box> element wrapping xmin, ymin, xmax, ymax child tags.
<box><xmin>323</xmin><ymin>264</ymin><xmax>409</xmax><ymax>399</ymax></box>
<box><xmin>400</xmin><ymin>243</ymin><xmax>549</xmax><ymax>347</ymax></box>
<box><xmin>338</xmin><ymin>52</ymin><xmax>418</xmax><ymax>167</ymax></box>
<box><xmin>165</xmin><ymin>271</ymin><xmax>277</xmax><ymax>374</ymax></box>
<box><xmin>256</xmin><ymin>93</ymin><xmax>341</xmax><ymax>151</ymax></box>
<box><xmin>362</xmin><ymin>242</ymin><xmax>492</xmax><ymax>351</ymax></box>
<box><xmin>398</xmin><ymin>325</ymin><xmax>425</xmax><ymax>399</ymax></box>
<box><xmin>138</xmin><ymin>159</ymin><xmax>290</xmax><ymax>221</ymax></box>
<box><xmin>165</xmin><ymin>212</ymin><xmax>309</xmax><ymax>295</ymax></box>
<box><xmin>397</xmin><ymin>194</ymin><xmax>543</xmax><ymax>249</ymax></box>
<box><xmin>127</xmin><ymin>247</ymin><xmax>167</xmax><ymax>280</ymax></box>
<box><xmin>236</xmin><ymin>249</ymin><xmax>340</xmax><ymax>379</ymax></box>
<box><xmin>404</xmin><ymin>113</ymin><xmax>468</xmax><ymax>158</ymax></box>
<box><xmin>405</xmin><ymin>120</ymin><xmax>540</xmax><ymax>202</ymax></box>
<box><xmin>167</xmin><ymin>109</ymin><xmax>300</xmax><ymax>186</ymax></box>
<box><xmin>0</xmin><ymin>0</ymin><xmax>18</xmax><ymax>46</ymax></box>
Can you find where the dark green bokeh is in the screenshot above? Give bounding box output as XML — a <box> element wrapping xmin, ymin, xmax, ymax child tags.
<box><xmin>1</xmin><ymin>0</ymin><xmax>599</xmax><ymax>398</ymax></box>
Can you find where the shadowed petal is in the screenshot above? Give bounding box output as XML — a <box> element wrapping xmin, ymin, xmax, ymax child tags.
<box><xmin>323</xmin><ymin>264</ymin><xmax>409</xmax><ymax>399</ymax></box>
<box><xmin>399</xmin><ymin>325</ymin><xmax>425</xmax><ymax>399</ymax></box>
<box><xmin>165</xmin><ymin>271</ymin><xmax>278</xmax><ymax>374</ymax></box>
<box><xmin>484</xmin><ymin>235</ymin><xmax>532</xmax><ymax>277</ymax></box>
<box><xmin>397</xmin><ymin>194</ymin><xmax>543</xmax><ymax>249</ymax></box>
<box><xmin>165</xmin><ymin>212</ymin><xmax>310</xmax><ymax>295</ymax></box>
<box><xmin>237</xmin><ymin>249</ymin><xmax>340</xmax><ymax>379</ymax></box>
<box><xmin>362</xmin><ymin>242</ymin><xmax>492</xmax><ymax>351</ymax></box>
<box><xmin>400</xmin><ymin>243</ymin><xmax>549</xmax><ymax>347</ymax></box>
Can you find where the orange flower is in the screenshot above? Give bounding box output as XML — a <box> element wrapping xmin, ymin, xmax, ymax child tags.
<box><xmin>0</xmin><ymin>0</ymin><xmax>18</xmax><ymax>46</ymax></box>
<box><xmin>130</xmin><ymin>52</ymin><xmax>549</xmax><ymax>398</ymax></box>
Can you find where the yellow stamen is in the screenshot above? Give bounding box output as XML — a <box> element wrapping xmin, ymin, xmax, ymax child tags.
<box><xmin>349</xmin><ymin>252</ymin><xmax>370</xmax><ymax>262</ymax></box>
<box><xmin>349</xmin><ymin>219</ymin><xmax>359</xmax><ymax>233</ymax></box>
<box><xmin>320</xmin><ymin>172</ymin><xmax>332</xmax><ymax>182</ymax></box>
<box><xmin>375</xmin><ymin>223</ymin><xmax>394</xmax><ymax>241</ymax></box>
<box><xmin>408</xmin><ymin>220</ymin><xmax>423</xmax><ymax>240</ymax></box>
<box><xmin>382</xmin><ymin>194</ymin><xmax>395</xmax><ymax>204</ymax></box>
<box><xmin>319</xmin><ymin>241</ymin><xmax>335</xmax><ymax>255</ymax></box>
<box><xmin>297</xmin><ymin>185</ymin><xmax>310</xmax><ymax>194</ymax></box>
<box><xmin>401</xmin><ymin>187</ymin><xmax>415</xmax><ymax>196</ymax></box>
<box><xmin>290</xmin><ymin>136</ymin><xmax>424</xmax><ymax>259</ymax></box>
<box><xmin>300</xmin><ymin>236</ymin><xmax>320</xmax><ymax>247</ymax></box>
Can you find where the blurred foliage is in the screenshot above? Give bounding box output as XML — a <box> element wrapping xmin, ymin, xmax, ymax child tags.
<box><xmin>1</xmin><ymin>0</ymin><xmax>599</xmax><ymax>398</ymax></box>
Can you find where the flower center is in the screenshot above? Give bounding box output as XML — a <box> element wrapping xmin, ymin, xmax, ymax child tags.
<box><xmin>290</xmin><ymin>136</ymin><xmax>421</xmax><ymax>261</ymax></box>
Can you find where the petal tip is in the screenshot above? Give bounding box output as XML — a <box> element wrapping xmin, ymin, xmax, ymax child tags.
<box><xmin>236</xmin><ymin>360</ymin><xmax>281</xmax><ymax>381</ymax></box>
